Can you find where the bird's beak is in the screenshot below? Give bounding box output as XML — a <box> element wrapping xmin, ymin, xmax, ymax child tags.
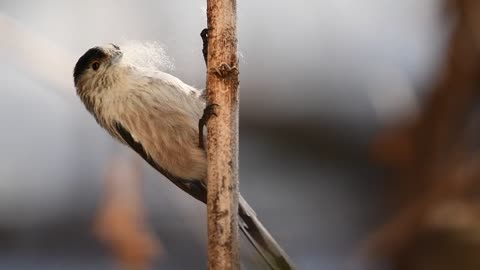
<box><xmin>104</xmin><ymin>43</ymin><xmax>123</xmax><ymax>63</ymax></box>
<box><xmin>111</xmin><ymin>50</ymin><xmax>123</xmax><ymax>63</ymax></box>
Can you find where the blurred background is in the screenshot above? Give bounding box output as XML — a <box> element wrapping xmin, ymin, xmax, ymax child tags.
<box><xmin>2</xmin><ymin>0</ymin><xmax>476</xmax><ymax>269</ymax></box>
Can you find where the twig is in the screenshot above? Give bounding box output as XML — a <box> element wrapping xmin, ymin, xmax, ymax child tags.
<box><xmin>204</xmin><ymin>0</ymin><xmax>240</xmax><ymax>269</ymax></box>
<box><xmin>363</xmin><ymin>0</ymin><xmax>480</xmax><ymax>264</ymax></box>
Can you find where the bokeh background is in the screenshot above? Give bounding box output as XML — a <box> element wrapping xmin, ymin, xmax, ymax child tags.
<box><xmin>0</xmin><ymin>0</ymin><xmax>454</xmax><ymax>269</ymax></box>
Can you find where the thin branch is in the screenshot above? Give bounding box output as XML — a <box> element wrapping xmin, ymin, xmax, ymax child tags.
<box><xmin>205</xmin><ymin>0</ymin><xmax>240</xmax><ymax>269</ymax></box>
<box><xmin>94</xmin><ymin>155</ymin><xmax>163</xmax><ymax>270</ymax></box>
<box><xmin>362</xmin><ymin>0</ymin><xmax>480</xmax><ymax>265</ymax></box>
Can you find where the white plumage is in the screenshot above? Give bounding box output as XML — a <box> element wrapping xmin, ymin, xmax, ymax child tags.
<box><xmin>75</xmin><ymin>44</ymin><xmax>207</xmax><ymax>181</ymax></box>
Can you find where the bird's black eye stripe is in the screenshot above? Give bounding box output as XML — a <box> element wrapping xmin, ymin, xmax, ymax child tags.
<box><xmin>73</xmin><ymin>47</ymin><xmax>107</xmax><ymax>85</ymax></box>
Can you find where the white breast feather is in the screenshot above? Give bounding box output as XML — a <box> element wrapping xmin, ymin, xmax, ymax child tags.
<box><xmin>102</xmin><ymin>65</ymin><xmax>207</xmax><ymax>181</ymax></box>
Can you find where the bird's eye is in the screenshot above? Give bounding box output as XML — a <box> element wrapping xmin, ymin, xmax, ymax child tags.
<box><xmin>92</xmin><ymin>61</ymin><xmax>100</xmax><ymax>71</ymax></box>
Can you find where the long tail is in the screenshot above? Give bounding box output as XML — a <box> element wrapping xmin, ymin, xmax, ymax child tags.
<box><xmin>238</xmin><ymin>195</ymin><xmax>297</xmax><ymax>270</ymax></box>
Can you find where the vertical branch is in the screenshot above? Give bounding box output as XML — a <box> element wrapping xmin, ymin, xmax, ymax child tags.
<box><xmin>205</xmin><ymin>0</ymin><xmax>240</xmax><ymax>269</ymax></box>
<box><xmin>362</xmin><ymin>0</ymin><xmax>480</xmax><ymax>266</ymax></box>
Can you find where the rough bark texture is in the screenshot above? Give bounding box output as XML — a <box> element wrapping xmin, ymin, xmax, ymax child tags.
<box><xmin>205</xmin><ymin>0</ymin><xmax>240</xmax><ymax>269</ymax></box>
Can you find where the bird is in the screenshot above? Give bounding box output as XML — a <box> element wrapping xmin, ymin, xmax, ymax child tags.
<box><xmin>73</xmin><ymin>43</ymin><xmax>295</xmax><ymax>270</ymax></box>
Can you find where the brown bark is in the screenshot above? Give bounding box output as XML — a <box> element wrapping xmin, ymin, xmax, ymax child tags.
<box><xmin>205</xmin><ymin>0</ymin><xmax>240</xmax><ymax>269</ymax></box>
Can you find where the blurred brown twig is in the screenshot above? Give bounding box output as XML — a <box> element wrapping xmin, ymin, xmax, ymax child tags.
<box><xmin>204</xmin><ymin>0</ymin><xmax>241</xmax><ymax>269</ymax></box>
<box><xmin>94</xmin><ymin>156</ymin><xmax>163</xmax><ymax>270</ymax></box>
<box><xmin>363</xmin><ymin>0</ymin><xmax>480</xmax><ymax>268</ymax></box>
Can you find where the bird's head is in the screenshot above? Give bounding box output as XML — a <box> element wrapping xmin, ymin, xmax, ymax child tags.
<box><xmin>73</xmin><ymin>43</ymin><xmax>123</xmax><ymax>90</ymax></box>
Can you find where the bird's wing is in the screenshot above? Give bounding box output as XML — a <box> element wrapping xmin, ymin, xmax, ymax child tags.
<box><xmin>113</xmin><ymin>122</ymin><xmax>296</xmax><ymax>270</ymax></box>
<box><xmin>113</xmin><ymin>121</ymin><xmax>207</xmax><ymax>203</ymax></box>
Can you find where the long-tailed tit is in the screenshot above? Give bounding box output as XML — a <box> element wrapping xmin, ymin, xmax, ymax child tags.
<box><xmin>73</xmin><ymin>43</ymin><xmax>295</xmax><ymax>270</ymax></box>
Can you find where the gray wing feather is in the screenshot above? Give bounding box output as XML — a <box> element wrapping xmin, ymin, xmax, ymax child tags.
<box><xmin>113</xmin><ymin>121</ymin><xmax>207</xmax><ymax>203</ymax></box>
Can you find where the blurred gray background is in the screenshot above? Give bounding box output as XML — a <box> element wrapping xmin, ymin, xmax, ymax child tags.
<box><xmin>0</xmin><ymin>0</ymin><xmax>448</xmax><ymax>269</ymax></box>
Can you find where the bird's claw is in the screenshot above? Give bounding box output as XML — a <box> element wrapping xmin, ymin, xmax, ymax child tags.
<box><xmin>203</xmin><ymin>103</ymin><xmax>219</xmax><ymax>119</ymax></box>
<box><xmin>201</xmin><ymin>28</ymin><xmax>209</xmax><ymax>66</ymax></box>
<box><xmin>198</xmin><ymin>103</ymin><xmax>219</xmax><ymax>149</ymax></box>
